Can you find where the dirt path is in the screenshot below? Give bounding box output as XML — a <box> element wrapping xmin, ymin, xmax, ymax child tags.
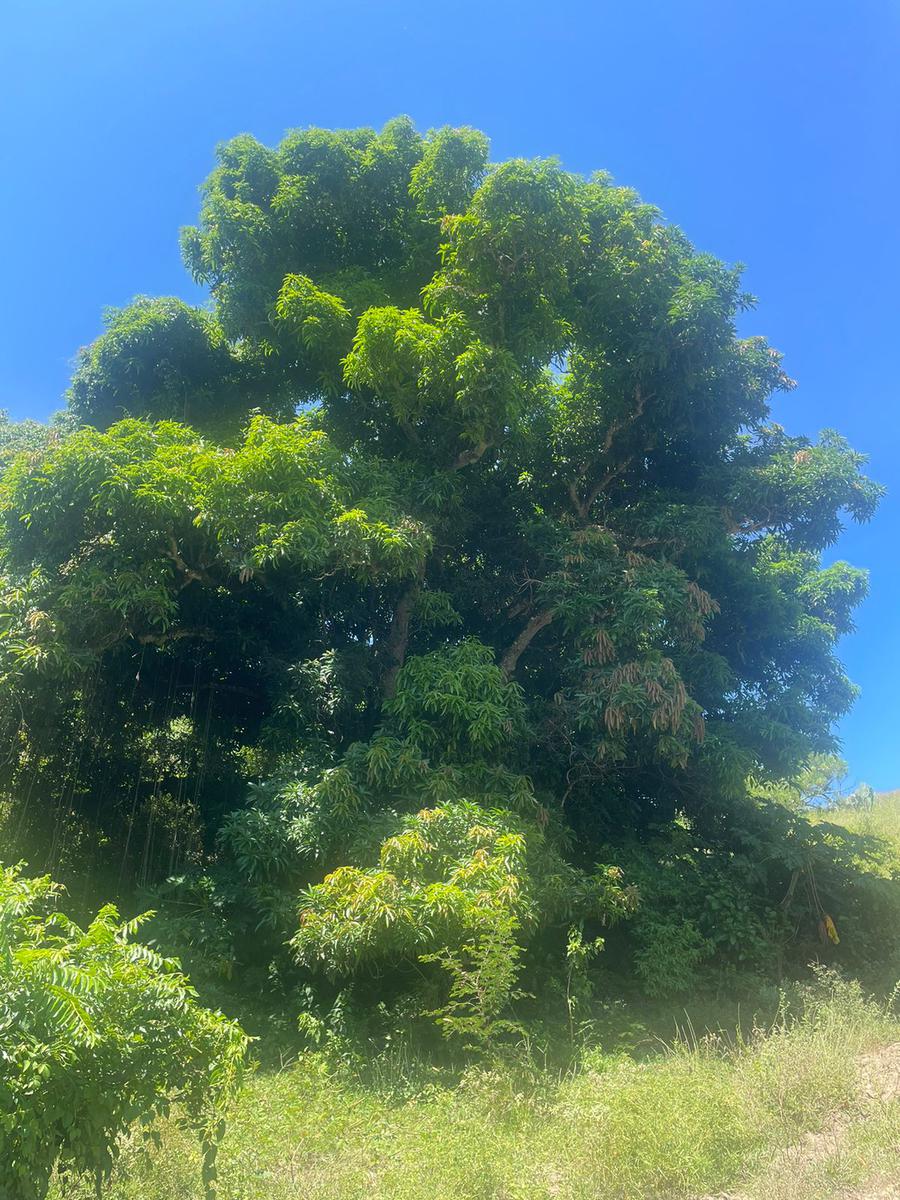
<box><xmin>701</xmin><ymin>1043</ymin><xmax>900</xmax><ymax>1200</ymax></box>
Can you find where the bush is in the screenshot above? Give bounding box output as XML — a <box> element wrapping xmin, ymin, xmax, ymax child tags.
<box><xmin>0</xmin><ymin>863</ymin><xmax>248</xmax><ymax>1200</ymax></box>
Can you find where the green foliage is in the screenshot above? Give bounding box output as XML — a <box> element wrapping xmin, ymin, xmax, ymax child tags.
<box><xmin>421</xmin><ymin>913</ymin><xmax>528</xmax><ymax>1047</ymax></box>
<box><xmin>0</xmin><ymin>116</ymin><xmax>893</xmax><ymax>1030</ymax></box>
<box><xmin>408</xmin><ymin>125</ymin><xmax>490</xmax><ymax>219</ymax></box>
<box><xmin>0</xmin><ymin>863</ymin><xmax>247</xmax><ymax>1200</ymax></box>
<box><xmin>611</xmin><ymin>770</ymin><xmax>900</xmax><ymax>999</ymax></box>
<box><xmin>293</xmin><ymin>796</ymin><xmax>632</xmax><ymax>1028</ymax></box>
<box><xmin>68</xmin><ymin>298</ymin><xmax>287</xmax><ymax>436</ymax></box>
<box><xmin>0</xmin><ymin>413</ymin><xmax>428</xmax><ymax>885</ymax></box>
<box><xmin>384</xmin><ymin>640</ymin><xmax>525</xmax><ymax>756</ymax></box>
<box><xmin>1</xmin><ymin>414</ymin><xmax>427</xmax><ymax>596</ymax></box>
<box><xmin>294</xmin><ymin>801</ymin><xmax>533</xmax><ymax>972</ymax></box>
<box><xmin>0</xmin><ymin>410</ymin><xmax>73</xmax><ymax>468</ymax></box>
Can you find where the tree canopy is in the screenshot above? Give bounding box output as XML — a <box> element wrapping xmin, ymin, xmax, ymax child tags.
<box><xmin>0</xmin><ymin>117</ymin><xmax>892</xmax><ymax>1028</ymax></box>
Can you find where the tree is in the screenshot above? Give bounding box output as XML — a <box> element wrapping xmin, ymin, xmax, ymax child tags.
<box><xmin>67</xmin><ymin>298</ymin><xmax>292</xmax><ymax>436</ymax></box>
<box><xmin>0</xmin><ymin>117</ymin><xmax>888</xmax><ymax>1017</ymax></box>
<box><xmin>0</xmin><ymin>409</ymin><xmax>72</xmax><ymax>467</ymax></box>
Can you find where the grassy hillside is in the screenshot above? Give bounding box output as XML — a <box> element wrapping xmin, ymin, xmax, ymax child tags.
<box><xmin>52</xmin><ymin>971</ymin><xmax>899</xmax><ymax>1200</ymax></box>
<box><xmin>829</xmin><ymin>790</ymin><xmax>900</xmax><ymax>860</ymax></box>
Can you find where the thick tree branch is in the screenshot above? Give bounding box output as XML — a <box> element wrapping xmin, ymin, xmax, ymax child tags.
<box><xmin>569</xmin><ymin>460</ymin><xmax>631</xmax><ymax>521</ymax></box>
<box><xmin>567</xmin><ymin>480</ymin><xmax>586</xmax><ymax>519</ymax></box>
<box><xmin>166</xmin><ymin>536</ymin><xmax>215</xmax><ymax>590</ymax></box>
<box><xmin>601</xmin><ymin>383</ymin><xmax>646</xmax><ymax>454</ymax></box>
<box><xmin>381</xmin><ymin>567</ymin><xmax>425</xmax><ymax>699</ymax></box>
<box><xmin>500</xmin><ymin>609</ymin><xmax>555</xmax><ymax>678</ymax></box>
<box><xmin>566</xmin><ymin>385</ymin><xmax>648</xmax><ymax>522</ymax></box>
<box><xmin>135</xmin><ymin>627</ymin><xmax>214</xmax><ymax>646</ymax></box>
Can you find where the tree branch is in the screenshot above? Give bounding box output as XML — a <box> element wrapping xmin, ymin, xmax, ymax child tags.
<box><xmin>166</xmin><ymin>536</ymin><xmax>214</xmax><ymax>590</ymax></box>
<box><xmin>451</xmin><ymin>441</ymin><xmax>490</xmax><ymax>471</ymax></box>
<box><xmin>500</xmin><ymin>609</ymin><xmax>555</xmax><ymax>678</ymax></box>
<box><xmin>570</xmin><ymin>460</ymin><xmax>631</xmax><ymax>521</ymax></box>
<box><xmin>722</xmin><ymin>507</ymin><xmax>775</xmax><ymax>537</ymax></box>
<box><xmin>381</xmin><ymin>567</ymin><xmax>425</xmax><ymax>699</ymax></box>
<box><xmin>135</xmin><ymin>627</ymin><xmax>214</xmax><ymax>647</ymax></box>
<box><xmin>601</xmin><ymin>383</ymin><xmax>646</xmax><ymax>454</ymax></box>
<box><xmin>566</xmin><ymin>385</ymin><xmax>648</xmax><ymax>521</ymax></box>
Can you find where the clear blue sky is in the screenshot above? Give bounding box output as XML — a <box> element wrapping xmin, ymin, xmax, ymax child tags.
<box><xmin>1</xmin><ymin>0</ymin><xmax>898</xmax><ymax>787</ymax></box>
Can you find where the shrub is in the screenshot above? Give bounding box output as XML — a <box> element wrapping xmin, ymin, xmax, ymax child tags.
<box><xmin>0</xmin><ymin>863</ymin><xmax>248</xmax><ymax>1200</ymax></box>
<box><xmin>292</xmin><ymin>796</ymin><xmax>635</xmax><ymax>1041</ymax></box>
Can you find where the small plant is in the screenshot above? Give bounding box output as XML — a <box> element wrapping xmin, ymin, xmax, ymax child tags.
<box><xmin>0</xmin><ymin>863</ymin><xmax>248</xmax><ymax>1200</ymax></box>
<box><xmin>422</xmin><ymin>913</ymin><xmax>528</xmax><ymax>1048</ymax></box>
<box><xmin>563</xmin><ymin>922</ymin><xmax>606</xmax><ymax>1045</ymax></box>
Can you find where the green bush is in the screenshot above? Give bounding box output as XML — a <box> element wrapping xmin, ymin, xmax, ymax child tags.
<box><xmin>0</xmin><ymin>863</ymin><xmax>248</xmax><ymax>1200</ymax></box>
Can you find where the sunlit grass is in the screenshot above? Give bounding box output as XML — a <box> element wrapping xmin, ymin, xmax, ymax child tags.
<box><xmin>829</xmin><ymin>790</ymin><xmax>900</xmax><ymax>861</ymax></box>
<box><xmin>53</xmin><ymin>972</ymin><xmax>899</xmax><ymax>1200</ymax></box>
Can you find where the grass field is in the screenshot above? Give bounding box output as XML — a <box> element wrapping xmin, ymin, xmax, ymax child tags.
<box><xmin>50</xmin><ymin>970</ymin><xmax>898</xmax><ymax>1200</ymax></box>
<box><xmin>828</xmin><ymin>790</ymin><xmax>900</xmax><ymax>862</ymax></box>
<box><xmin>51</xmin><ymin>792</ymin><xmax>900</xmax><ymax>1200</ymax></box>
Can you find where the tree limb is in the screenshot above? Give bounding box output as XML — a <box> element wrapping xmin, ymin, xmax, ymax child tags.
<box><xmin>601</xmin><ymin>383</ymin><xmax>646</xmax><ymax>454</ymax></box>
<box><xmin>722</xmin><ymin>507</ymin><xmax>775</xmax><ymax>537</ymax></box>
<box><xmin>570</xmin><ymin>459</ymin><xmax>631</xmax><ymax>520</ymax></box>
<box><xmin>381</xmin><ymin>567</ymin><xmax>425</xmax><ymax>699</ymax></box>
<box><xmin>451</xmin><ymin>441</ymin><xmax>490</xmax><ymax>471</ymax></box>
<box><xmin>566</xmin><ymin>385</ymin><xmax>648</xmax><ymax>521</ymax></box>
<box><xmin>135</xmin><ymin>627</ymin><xmax>214</xmax><ymax>646</ymax></box>
<box><xmin>500</xmin><ymin>609</ymin><xmax>555</xmax><ymax>678</ymax></box>
<box><xmin>166</xmin><ymin>536</ymin><xmax>214</xmax><ymax>590</ymax></box>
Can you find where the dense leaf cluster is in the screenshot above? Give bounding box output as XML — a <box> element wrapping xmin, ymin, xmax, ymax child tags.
<box><xmin>0</xmin><ymin>864</ymin><xmax>246</xmax><ymax>1199</ymax></box>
